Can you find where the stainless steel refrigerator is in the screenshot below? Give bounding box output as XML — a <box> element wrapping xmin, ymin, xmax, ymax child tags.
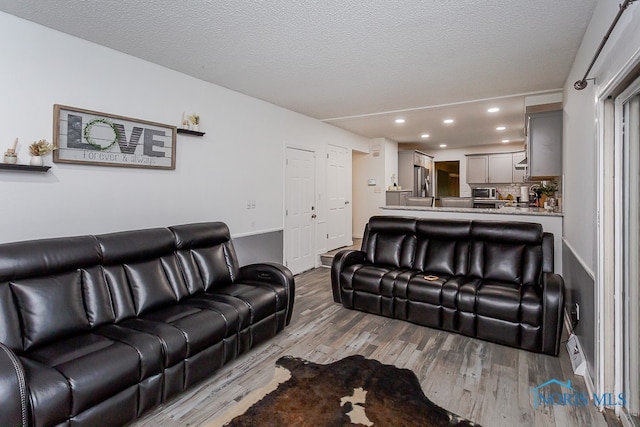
<box><xmin>413</xmin><ymin>165</ymin><xmax>432</xmax><ymax>198</ymax></box>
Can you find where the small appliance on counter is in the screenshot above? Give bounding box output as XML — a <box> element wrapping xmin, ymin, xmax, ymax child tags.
<box><xmin>520</xmin><ymin>186</ymin><xmax>529</xmax><ymax>203</ymax></box>
<box><xmin>471</xmin><ymin>187</ymin><xmax>497</xmax><ymax>199</ymax></box>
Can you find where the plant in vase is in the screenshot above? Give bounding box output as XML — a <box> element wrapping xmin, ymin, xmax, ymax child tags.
<box><xmin>28</xmin><ymin>139</ymin><xmax>56</xmax><ymax>166</ymax></box>
<box><xmin>189</xmin><ymin>114</ymin><xmax>200</xmax><ymax>131</ymax></box>
<box><xmin>535</xmin><ymin>181</ymin><xmax>558</xmax><ymax>209</ymax></box>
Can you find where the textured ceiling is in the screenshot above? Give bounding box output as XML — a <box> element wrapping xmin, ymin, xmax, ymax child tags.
<box><xmin>0</xmin><ymin>1</ymin><xmax>597</xmax><ymax>148</ymax></box>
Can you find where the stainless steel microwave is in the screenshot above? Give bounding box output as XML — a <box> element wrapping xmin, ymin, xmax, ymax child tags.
<box><xmin>471</xmin><ymin>187</ymin><xmax>497</xmax><ymax>199</ymax></box>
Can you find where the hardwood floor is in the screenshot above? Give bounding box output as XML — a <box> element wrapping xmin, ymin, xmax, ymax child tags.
<box><xmin>130</xmin><ymin>268</ymin><xmax>614</xmax><ymax>427</ymax></box>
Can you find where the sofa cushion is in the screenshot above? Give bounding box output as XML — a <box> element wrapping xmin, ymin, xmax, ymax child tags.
<box><xmin>471</xmin><ymin>220</ymin><xmax>543</xmax><ymax>245</ymax></box>
<box><xmin>0</xmin><ymin>283</ymin><xmax>22</xmax><ymax>351</ymax></box>
<box><xmin>481</xmin><ymin>242</ymin><xmax>525</xmax><ymax>284</ymax></box>
<box><xmin>475</xmin><ymin>281</ymin><xmax>522</xmax><ymax>323</ymax></box>
<box><xmin>28</xmin><ymin>333</ymin><xmax>140</xmax><ymax>416</ymax></box>
<box><xmin>19</xmin><ymin>357</ymin><xmax>72</xmax><ymax>427</ymax></box>
<box><xmin>12</xmin><ymin>272</ymin><xmax>90</xmax><ymax>351</ymax></box>
<box><xmin>363</xmin><ymin>217</ymin><xmax>416</xmax><ymax>268</ymax></box>
<box><xmin>141</xmin><ymin>305</ymin><xmax>227</xmax><ymax>357</ymax></box>
<box><xmin>0</xmin><ymin>236</ymin><xmax>100</xmax><ymax>282</ymax></box>
<box><xmin>97</xmin><ymin>228</ymin><xmax>175</xmax><ymax>265</ymax></box>
<box><xmin>125</xmin><ymin>260</ymin><xmax>180</xmax><ymax>316</ymax></box>
<box><xmin>171</xmin><ymin>222</ymin><xmax>240</xmax><ymax>291</ymax></box>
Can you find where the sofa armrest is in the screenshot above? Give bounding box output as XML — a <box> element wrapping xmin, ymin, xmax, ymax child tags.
<box><xmin>238</xmin><ymin>263</ymin><xmax>295</xmax><ymax>326</ymax></box>
<box><xmin>0</xmin><ymin>343</ymin><xmax>28</xmax><ymax>427</ymax></box>
<box><xmin>331</xmin><ymin>250</ymin><xmax>366</xmax><ymax>303</ymax></box>
<box><xmin>541</xmin><ymin>272</ymin><xmax>565</xmax><ymax>355</ymax></box>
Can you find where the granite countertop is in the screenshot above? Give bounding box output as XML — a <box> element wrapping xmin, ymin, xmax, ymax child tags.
<box><xmin>381</xmin><ymin>205</ymin><xmax>563</xmax><ymax>217</ymax></box>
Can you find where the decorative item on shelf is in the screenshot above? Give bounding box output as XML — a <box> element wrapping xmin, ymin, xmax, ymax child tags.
<box><xmin>28</xmin><ymin>139</ymin><xmax>56</xmax><ymax>166</ymax></box>
<box><xmin>535</xmin><ymin>180</ymin><xmax>558</xmax><ymax>209</ymax></box>
<box><xmin>189</xmin><ymin>114</ymin><xmax>200</xmax><ymax>132</ymax></box>
<box><xmin>180</xmin><ymin>111</ymin><xmax>191</xmax><ymax>130</ymax></box>
<box><xmin>3</xmin><ymin>138</ymin><xmax>19</xmax><ymax>164</ymax></box>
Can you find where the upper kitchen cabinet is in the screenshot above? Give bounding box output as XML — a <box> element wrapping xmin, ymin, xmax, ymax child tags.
<box><xmin>467</xmin><ymin>155</ymin><xmax>488</xmax><ymax>183</ymax></box>
<box><xmin>466</xmin><ymin>151</ymin><xmax>526</xmax><ymax>183</ymax></box>
<box><xmin>488</xmin><ymin>153</ymin><xmax>513</xmax><ymax>183</ymax></box>
<box><xmin>526</xmin><ymin>109</ymin><xmax>563</xmax><ymax>179</ymax></box>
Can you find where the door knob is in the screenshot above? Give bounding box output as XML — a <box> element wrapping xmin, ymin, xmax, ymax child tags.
<box><xmin>345</xmin><ymin>201</ymin><xmax>350</xmax><ymax>205</ymax></box>
<box><xmin>311</xmin><ymin>214</ymin><xmax>317</xmax><ymax>219</ymax></box>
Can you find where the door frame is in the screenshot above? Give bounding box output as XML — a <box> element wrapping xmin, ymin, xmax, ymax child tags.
<box><xmin>596</xmin><ymin>50</ymin><xmax>640</xmax><ymax>423</ymax></box>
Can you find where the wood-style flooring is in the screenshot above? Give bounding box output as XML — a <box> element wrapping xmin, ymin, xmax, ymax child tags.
<box><xmin>130</xmin><ymin>268</ymin><xmax>615</xmax><ymax>427</ymax></box>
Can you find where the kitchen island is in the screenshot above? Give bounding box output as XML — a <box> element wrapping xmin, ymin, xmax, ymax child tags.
<box><xmin>380</xmin><ymin>205</ymin><xmax>563</xmax><ymax>273</ymax></box>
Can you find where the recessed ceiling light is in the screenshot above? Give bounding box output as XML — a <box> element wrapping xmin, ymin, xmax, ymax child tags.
<box><xmin>502</xmin><ymin>139</ymin><xmax>510</xmax><ymax>143</ymax></box>
<box><xmin>421</xmin><ymin>134</ymin><xmax>430</xmax><ymax>138</ymax></box>
<box><xmin>395</xmin><ymin>118</ymin><xmax>405</xmax><ymax>124</ymax></box>
<box><xmin>443</xmin><ymin>119</ymin><xmax>454</xmax><ymax>124</ymax></box>
<box><xmin>439</xmin><ymin>144</ymin><xmax>447</xmax><ymax>148</ymax></box>
<box><xmin>496</xmin><ymin>126</ymin><xmax>506</xmax><ymax>131</ymax></box>
<box><xmin>488</xmin><ymin>107</ymin><xmax>500</xmax><ymax>113</ymax></box>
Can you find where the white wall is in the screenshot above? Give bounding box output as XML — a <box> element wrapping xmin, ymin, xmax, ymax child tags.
<box><xmin>352</xmin><ymin>138</ymin><xmax>397</xmax><ymax>238</ymax></box>
<box><xmin>431</xmin><ymin>143</ymin><xmax>524</xmax><ymax>196</ymax></box>
<box><xmin>563</xmin><ymin>1</ymin><xmax>640</xmax><ymax>270</ymax></box>
<box><xmin>563</xmin><ymin>0</ymin><xmax>640</xmax><ymax>384</ymax></box>
<box><xmin>0</xmin><ymin>12</ymin><xmax>369</xmax><ymax>244</ymax></box>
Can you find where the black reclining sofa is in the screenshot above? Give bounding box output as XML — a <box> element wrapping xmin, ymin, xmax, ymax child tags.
<box><xmin>0</xmin><ymin>222</ymin><xmax>294</xmax><ymax>427</ymax></box>
<box><xmin>331</xmin><ymin>216</ymin><xmax>564</xmax><ymax>356</ymax></box>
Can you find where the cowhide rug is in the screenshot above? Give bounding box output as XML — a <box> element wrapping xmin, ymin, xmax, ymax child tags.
<box><xmin>211</xmin><ymin>355</ymin><xmax>480</xmax><ymax>427</ymax></box>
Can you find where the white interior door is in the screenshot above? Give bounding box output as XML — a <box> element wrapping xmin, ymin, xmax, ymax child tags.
<box><xmin>327</xmin><ymin>144</ymin><xmax>351</xmax><ymax>251</ymax></box>
<box><xmin>285</xmin><ymin>148</ymin><xmax>316</xmax><ymax>274</ymax></box>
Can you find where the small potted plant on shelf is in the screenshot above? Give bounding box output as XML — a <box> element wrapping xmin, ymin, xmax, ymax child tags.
<box><xmin>28</xmin><ymin>139</ymin><xmax>56</xmax><ymax>166</ymax></box>
<box><xmin>189</xmin><ymin>114</ymin><xmax>200</xmax><ymax>131</ymax></box>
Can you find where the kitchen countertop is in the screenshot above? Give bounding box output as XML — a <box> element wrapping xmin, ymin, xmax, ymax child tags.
<box><xmin>381</xmin><ymin>205</ymin><xmax>563</xmax><ymax>217</ymax></box>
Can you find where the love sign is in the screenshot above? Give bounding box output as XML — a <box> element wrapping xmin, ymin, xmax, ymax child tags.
<box><xmin>53</xmin><ymin>105</ymin><xmax>176</xmax><ymax>170</ymax></box>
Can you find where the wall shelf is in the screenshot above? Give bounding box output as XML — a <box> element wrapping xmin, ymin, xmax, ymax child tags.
<box><xmin>177</xmin><ymin>129</ymin><xmax>205</xmax><ymax>137</ymax></box>
<box><xmin>0</xmin><ymin>163</ymin><xmax>51</xmax><ymax>172</ymax></box>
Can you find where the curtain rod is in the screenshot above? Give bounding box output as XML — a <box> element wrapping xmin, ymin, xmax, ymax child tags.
<box><xmin>574</xmin><ymin>0</ymin><xmax>636</xmax><ymax>90</ymax></box>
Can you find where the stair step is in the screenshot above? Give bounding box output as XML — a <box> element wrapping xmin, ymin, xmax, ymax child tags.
<box><xmin>319</xmin><ymin>239</ymin><xmax>362</xmax><ymax>268</ymax></box>
<box><xmin>320</xmin><ymin>254</ymin><xmax>333</xmax><ymax>267</ymax></box>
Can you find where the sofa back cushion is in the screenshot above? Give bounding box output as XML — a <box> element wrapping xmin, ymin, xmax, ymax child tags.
<box><xmin>470</xmin><ymin>221</ymin><xmax>544</xmax><ymax>285</ymax></box>
<box><xmin>12</xmin><ymin>272</ymin><xmax>90</xmax><ymax>351</ymax></box>
<box><xmin>0</xmin><ymin>236</ymin><xmax>100</xmax><ymax>352</ymax></box>
<box><xmin>97</xmin><ymin>228</ymin><xmax>183</xmax><ymax>317</ymax></box>
<box><xmin>362</xmin><ymin>217</ymin><xmax>417</xmax><ymax>268</ymax></box>
<box><xmin>170</xmin><ymin>222</ymin><xmax>240</xmax><ymax>293</ymax></box>
<box><xmin>0</xmin><ymin>284</ymin><xmax>22</xmax><ymax>350</ymax></box>
<box><xmin>414</xmin><ymin>219</ymin><xmax>472</xmax><ymax>275</ymax></box>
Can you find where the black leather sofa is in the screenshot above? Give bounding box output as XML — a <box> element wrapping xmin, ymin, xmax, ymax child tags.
<box><xmin>331</xmin><ymin>216</ymin><xmax>564</xmax><ymax>356</ymax></box>
<box><xmin>0</xmin><ymin>222</ymin><xmax>294</xmax><ymax>427</ymax></box>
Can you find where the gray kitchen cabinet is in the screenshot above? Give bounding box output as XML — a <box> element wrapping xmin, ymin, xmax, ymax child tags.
<box><xmin>527</xmin><ymin>110</ymin><xmax>562</xmax><ymax>179</ymax></box>
<box><xmin>467</xmin><ymin>151</ymin><xmax>527</xmax><ymax>184</ymax></box>
<box><xmin>467</xmin><ymin>155</ymin><xmax>488</xmax><ymax>183</ymax></box>
<box><xmin>512</xmin><ymin>151</ymin><xmax>526</xmax><ymax>183</ymax></box>
<box><xmin>488</xmin><ymin>153</ymin><xmax>513</xmax><ymax>183</ymax></box>
<box><xmin>386</xmin><ymin>190</ymin><xmax>412</xmax><ymax>206</ymax></box>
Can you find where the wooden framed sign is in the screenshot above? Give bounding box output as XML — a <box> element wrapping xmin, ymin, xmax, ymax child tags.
<box><xmin>53</xmin><ymin>105</ymin><xmax>176</xmax><ymax>169</ymax></box>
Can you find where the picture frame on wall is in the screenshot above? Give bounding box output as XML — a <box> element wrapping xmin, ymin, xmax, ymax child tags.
<box><xmin>53</xmin><ymin>104</ymin><xmax>177</xmax><ymax>170</ymax></box>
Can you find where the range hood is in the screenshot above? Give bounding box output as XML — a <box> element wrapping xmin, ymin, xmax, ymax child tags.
<box><xmin>514</xmin><ymin>157</ymin><xmax>528</xmax><ymax>170</ymax></box>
